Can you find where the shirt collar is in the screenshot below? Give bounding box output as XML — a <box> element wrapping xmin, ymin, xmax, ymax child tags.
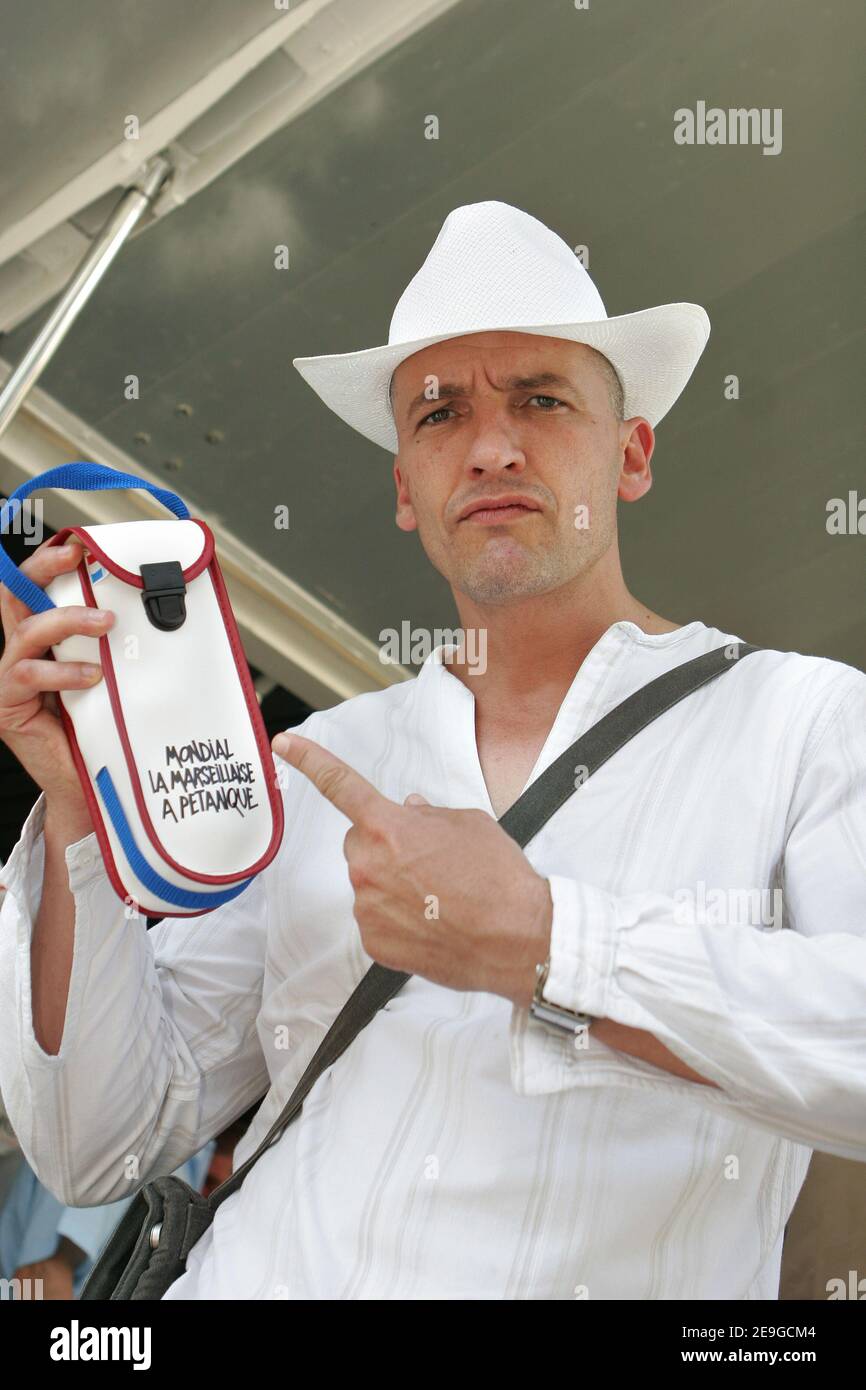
<box><xmin>416</xmin><ymin>618</ymin><xmax>710</xmax><ymax>677</ymax></box>
<box><xmin>410</xmin><ymin>620</ymin><xmax>717</xmax><ymax>816</ymax></box>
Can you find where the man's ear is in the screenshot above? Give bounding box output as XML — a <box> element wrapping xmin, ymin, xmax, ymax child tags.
<box><xmin>617</xmin><ymin>418</ymin><xmax>655</xmax><ymax>503</ymax></box>
<box><xmin>394</xmin><ymin>457</ymin><xmax>417</xmax><ymax>532</ymax></box>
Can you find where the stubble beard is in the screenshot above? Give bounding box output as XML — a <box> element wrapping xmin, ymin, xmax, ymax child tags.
<box><xmin>451</xmin><ymin>533</ymin><xmax>575</xmax><ymax>605</ymax></box>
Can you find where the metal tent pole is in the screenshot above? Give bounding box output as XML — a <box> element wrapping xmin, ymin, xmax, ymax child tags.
<box><xmin>0</xmin><ymin>154</ymin><xmax>173</xmax><ymax>442</ymax></box>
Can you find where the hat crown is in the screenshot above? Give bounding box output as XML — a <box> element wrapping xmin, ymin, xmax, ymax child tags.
<box><xmin>388</xmin><ymin>200</ymin><xmax>608</xmax><ymax>345</ymax></box>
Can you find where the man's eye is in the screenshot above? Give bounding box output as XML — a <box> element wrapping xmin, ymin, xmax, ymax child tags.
<box><xmin>418</xmin><ymin>395</ymin><xmax>564</xmax><ymax>427</ymax></box>
<box><xmin>419</xmin><ymin>406</ymin><xmax>453</xmax><ymax>426</ymax></box>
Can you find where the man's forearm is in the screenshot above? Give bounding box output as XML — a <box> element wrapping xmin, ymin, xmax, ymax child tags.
<box><xmin>589</xmin><ymin>1017</ymin><xmax>720</xmax><ymax>1087</ymax></box>
<box><xmin>31</xmin><ymin>795</ymin><xmax>94</xmax><ymax>1056</ymax></box>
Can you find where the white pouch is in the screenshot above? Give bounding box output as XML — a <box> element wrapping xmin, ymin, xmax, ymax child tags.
<box><xmin>0</xmin><ymin>462</ymin><xmax>284</xmax><ymax>917</ymax></box>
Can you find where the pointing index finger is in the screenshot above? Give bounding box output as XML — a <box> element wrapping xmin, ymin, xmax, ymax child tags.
<box><xmin>272</xmin><ymin>732</ymin><xmax>389</xmax><ymax>825</ymax></box>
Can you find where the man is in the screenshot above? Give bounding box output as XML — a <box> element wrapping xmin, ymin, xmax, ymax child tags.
<box><xmin>0</xmin><ymin>201</ymin><xmax>864</xmax><ymax>1300</ymax></box>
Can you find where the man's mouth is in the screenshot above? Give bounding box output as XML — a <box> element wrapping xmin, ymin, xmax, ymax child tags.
<box><xmin>457</xmin><ymin>496</ymin><xmax>542</xmax><ymax>525</ymax></box>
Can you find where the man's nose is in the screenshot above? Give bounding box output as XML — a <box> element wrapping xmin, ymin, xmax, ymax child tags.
<box><xmin>460</xmin><ymin>412</ymin><xmax>528</xmax><ymax>474</ymax></box>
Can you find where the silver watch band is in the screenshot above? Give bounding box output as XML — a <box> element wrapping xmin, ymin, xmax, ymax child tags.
<box><xmin>529</xmin><ymin>955</ymin><xmax>593</xmax><ymax>1042</ymax></box>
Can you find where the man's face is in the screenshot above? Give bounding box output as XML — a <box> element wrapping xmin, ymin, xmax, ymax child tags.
<box><xmin>391</xmin><ymin>331</ymin><xmax>653</xmax><ymax>605</ymax></box>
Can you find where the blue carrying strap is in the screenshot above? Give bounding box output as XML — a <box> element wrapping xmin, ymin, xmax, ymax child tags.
<box><xmin>0</xmin><ymin>462</ymin><xmax>190</xmax><ymax>614</ymax></box>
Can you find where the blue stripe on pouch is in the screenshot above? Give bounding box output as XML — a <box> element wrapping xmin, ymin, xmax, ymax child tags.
<box><xmin>95</xmin><ymin>766</ymin><xmax>254</xmax><ymax>909</ymax></box>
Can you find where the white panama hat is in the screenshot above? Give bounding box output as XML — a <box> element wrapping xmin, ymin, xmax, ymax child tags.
<box><xmin>292</xmin><ymin>200</ymin><xmax>710</xmax><ymax>454</ymax></box>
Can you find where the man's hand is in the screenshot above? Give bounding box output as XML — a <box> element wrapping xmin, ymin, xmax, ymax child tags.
<box><xmin>13</xmin><ymin>1238</ymin><xmax>85</xmax><ymax>1299</ymax></box>
<box><xmin>273</xmin><ymin>731</ymin><xmax>721</xmax><ymax>1088</ymax></box>
<box><xmin>272</xmin><ymin>732</ymin><xmax>552</xmax><ymax>1006</ymax></box>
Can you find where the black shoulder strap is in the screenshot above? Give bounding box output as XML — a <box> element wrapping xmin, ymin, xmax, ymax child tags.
<box><xmin>211</xmin><ymin>639</ymin><xmax>759</xmax><ymax>1209</ymax></box>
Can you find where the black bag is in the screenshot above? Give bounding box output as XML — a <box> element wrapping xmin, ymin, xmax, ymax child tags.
<box><xmin>80</xmin><ymin>640</ymin><xmax>757</xmax><ymax>1299</ymax></box>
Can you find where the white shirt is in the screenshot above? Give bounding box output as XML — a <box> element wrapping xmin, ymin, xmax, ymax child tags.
<box><xmin>0</xmin><ymin>619</ymin><xmax>864</xmax><ymax>1300</ymax></box>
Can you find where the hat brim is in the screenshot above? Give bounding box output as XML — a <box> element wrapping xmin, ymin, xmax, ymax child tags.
<box><xmin>292</xmin><ymin>302</ymin><xmax>710</xmax><ymax>453</ymax></box>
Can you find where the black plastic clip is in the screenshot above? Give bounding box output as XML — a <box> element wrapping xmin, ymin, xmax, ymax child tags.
<box><xmin>139</xmin><ymin>560</ymin><xmax>187</xmax><ymax>631</ymax></box>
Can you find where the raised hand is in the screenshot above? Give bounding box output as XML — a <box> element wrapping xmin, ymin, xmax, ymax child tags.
<box><xmin>0</xmin><ymin>534</ymin><xmax>114</xmax><ymax>802</ymax></box>
<box><xmin>271</xmin><ymin>731</ymin><xmax>552</xmax><ymax>1006</ymax></box>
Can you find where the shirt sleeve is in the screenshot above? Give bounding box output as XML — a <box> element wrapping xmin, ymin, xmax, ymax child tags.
<box><xmin>509</xmin><ymin>671</ymin><xmax>866</xmax><ymax>1164</ymax></box>
<box><xmin>0</xmin><ymin>779</ymin><xmax>275</xmax><ymax>1207</ymax></box>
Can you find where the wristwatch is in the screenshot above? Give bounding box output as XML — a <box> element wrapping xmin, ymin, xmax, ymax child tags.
<box><xmin>529</xmin><ymin>953</ymin><xmax>593</xmax><ymax>1045</ymax></box>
